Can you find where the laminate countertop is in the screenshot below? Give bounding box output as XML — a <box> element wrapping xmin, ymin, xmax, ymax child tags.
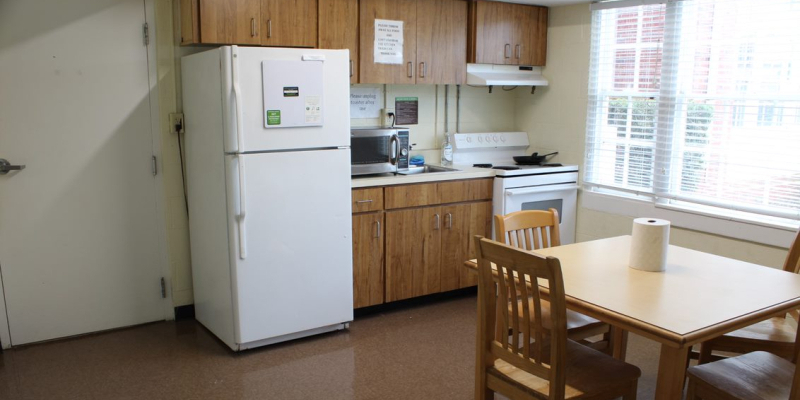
<box><xmin>351</xmin><ymin>164</ymin><xmax>495</xmax><ymax>188</ymax></box>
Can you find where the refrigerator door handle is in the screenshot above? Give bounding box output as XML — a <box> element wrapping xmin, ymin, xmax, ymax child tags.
<box><xmin>236</xmin><ymin>155</ymin><xmax>247</xmax><ymax>259</ymax></box>
<box><xmin>231</xmin><ymin>46</ymin><xmax>245</xmax><ymax>153</ymax></box>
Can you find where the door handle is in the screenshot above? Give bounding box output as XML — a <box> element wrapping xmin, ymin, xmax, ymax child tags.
<box><xmin>504</xmin><ymin>44</ymin><xmax>511</xmax><ymax>59</ymax></box>
<box><xmin>267</xmin><ymin>20</ymin><xmax>272</xmax><ymax>38</ymax></box>
<box><xmin>419</xmin><ymin>62</ymin><xmax>426</xmax><ymax>78</ymax></box>
<box><xmin>515</xmin><ymin>44</ymin><xmax>521</xmax><ymax>60</ymax></box>
<box><xmin>375</xmin><ymin>220</ymin><xmax>381</xmax><ymax>238</ymax></box>
<box><xmin>0</xmin><ymin>158</ymin><xmax>25</xmax><ymax>175</ymax></box>
<box><xmin>356</xmin><ymin>199</ymin><xmax>373</xmax><ymax>204</ymax></box>
<box><xmin>446</xmin><ymin>212</ymin><xmax>452</xmax><ymax>229</ymax></box>
<box><xmin>250</xmin><ymin>18</ymin><xmax>256</xmax><ymax>37</ymax></box>
<box><xmin>434</xmin><ymin>214</ymin><xmax>440</xmax><ymax>230</ymax></box>
<box><xmin>407</xmin><ymin>62</ymin><xmax>413</xmax><ymax>78</ymax></box>
<box><xmin>350</xmin><ymin>60</ymin><xmax>354</xmax><ymax>77</ymax></box>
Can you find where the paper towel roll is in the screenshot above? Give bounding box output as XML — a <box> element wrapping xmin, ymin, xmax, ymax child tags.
<box><xmin>629</xmin><ymin>218</ymin><xmax>670</xmax><ymax>272</ymax></box>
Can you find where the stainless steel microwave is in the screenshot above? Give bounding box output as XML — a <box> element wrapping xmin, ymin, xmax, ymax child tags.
<box><xmin>350</xmin><ymin>127</ymin><xmax>409</xmax><ymax>175</ymax></box>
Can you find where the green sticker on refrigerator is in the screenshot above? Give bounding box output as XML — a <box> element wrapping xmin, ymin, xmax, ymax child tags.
<box><xmin>266</xmin><ymin>110</ymin><xmax>281</xmax><ymax>125</ymax></box>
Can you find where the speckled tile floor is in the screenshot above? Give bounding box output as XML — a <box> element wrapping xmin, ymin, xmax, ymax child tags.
<box><xmin>0</xmin><ymin>292</ymin><xmax>674</xmax><ymax>399</ymax></box>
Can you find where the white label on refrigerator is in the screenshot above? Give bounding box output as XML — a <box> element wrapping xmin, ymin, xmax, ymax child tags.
<box><xmin>304</xmin><ymin>95</ymin><xmax>322</xmax><ymax>124</ymax></box>
<box><xmin>374</xmin><ymin>19</ymin><xmax>403</xmax><ymax>65</ymax></box>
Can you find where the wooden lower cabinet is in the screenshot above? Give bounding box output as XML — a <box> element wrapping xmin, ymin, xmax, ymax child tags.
<box><xmin>385</xmin><ymin>207</ymin><xmax>442</xmax><ymax>301</ymax></box>
<box><xmin>441</xmin><ymin>201</ymin><xmax>492</xmax><ymax>291</ymax></box>
<box><xmin>352</xmin><ymin>212</ymin><xmax>384</xmax><ymax>308</ymax></box>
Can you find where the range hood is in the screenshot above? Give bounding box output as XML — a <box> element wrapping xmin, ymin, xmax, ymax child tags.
<box><xmin>466</xmin><ymin>64</ymin><xmax>549</xmax><ymax>87</ymax></box>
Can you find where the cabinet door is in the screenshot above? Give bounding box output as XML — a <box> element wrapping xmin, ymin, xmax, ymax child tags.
<box><xmin>440</xmin><ymin>203</ymin><xmax>468</xmax><ymax>292</ymax></box>
<box><xmin>198</xmin><ymin>0</ymin><xmax>261</xmax><ymax>45</ymax></box>
<box><xmin>416</xmin><ymin>0</ymin><xmax>467</xmax><ymax>84</ymax></box>
<box><xmin>511</xmin><ymin>4</ymin><xmax>547</xmax><ymax>66</ymax></box>
<box><xmin>470</xmin><ymin>0</ymin><xmax>511</xmax><ymax>65</ymax></box>
<box><xmin>319</xmin><ymin>0</ymin><xmax>359</xmax><ymax>83</ymax></box>
<box><xmin>359</xmin><ymin>0</ymin><xmax>417</xmax><ymax>84</ymax></box>
<box><xmin>441</xmin><ymin>201</ymin><xmax>492</xmax><ymax>291</ymax></box>
<box><xmin>352</xmin><ymin>213</ymin><xmax>384</xmax><ymax>308</ymax></box>
<box><xmin>261</xmin><ymin>0</ymin><xmax>318</xmax><ymax>47</ymax></box>
<box><xmin>460</xmin><ymin>201</ymin><xmax>492</xmax><ymax>288</ymax></box>
<box><xmin>385</xmin><ymin>207</ymin><xmax>441</xmax><ymax>301</ymax></box>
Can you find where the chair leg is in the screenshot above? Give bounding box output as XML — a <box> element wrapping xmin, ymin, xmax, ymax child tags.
<box><xmin>698</xmin><ymin>342</ymin><xmax>713</xmax><ymax>365</ymax></box>
<box><xmin>686</xmin><ymin>377</ymin><xmax>698</xmax><ymax>400</ymax></box>
<box><xmin>622</xmin><ymin>380</ymin><xmax>638</xmax><ymax>400</ymax></box>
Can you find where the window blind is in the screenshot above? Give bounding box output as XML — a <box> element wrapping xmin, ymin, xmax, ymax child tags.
<box><xmin>584</xmin><ymin>0</ymin><xmax>800</xmax><ymax>222</ymax></box>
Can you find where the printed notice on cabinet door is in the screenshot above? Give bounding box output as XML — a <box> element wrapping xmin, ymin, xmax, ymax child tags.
<box><xmin>374</xmin><ymin>19</ymin><xmax>403</xmax><ymax>65</ymax></box>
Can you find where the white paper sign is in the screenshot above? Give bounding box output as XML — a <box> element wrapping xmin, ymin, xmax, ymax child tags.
<box><xmin>350</xmin><ymin>87</ymin><xmax>382</xmax><ymax>119</ymax></box>
<box><xmin>374</xmin><ymin>19</ymin><xmax>403</xmax><ymax>65</ymax></box>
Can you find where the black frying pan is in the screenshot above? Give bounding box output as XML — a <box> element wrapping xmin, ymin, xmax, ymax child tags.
<box><xmin>513</xmin><ymin>151</ymin><xmax>558</xmax><ymax>165</ymax></box>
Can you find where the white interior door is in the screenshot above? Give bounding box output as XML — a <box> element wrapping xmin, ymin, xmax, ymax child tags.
<box><xmin>0</xmin><ymin>0</ymin><xmax>166</xmax><ymax>346</ymax></box>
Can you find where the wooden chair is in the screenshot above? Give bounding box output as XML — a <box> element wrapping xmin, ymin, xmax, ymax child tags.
<box><xmin>494</xmin><ymin>209</ymin><xmax>615</xmax><ymax>355</ymax></box>
<box><xmin>474</xmin><ymin>236</ymin><xmax>641</xmax><ymax>400</ymax></box>
<box><xmin>686</xmin><ymin>350</ymin><xmax>800</xmax><ymax>399</ymax></box>
<box><xmin>697</xmin><ymin>230</ymin><xmax>800</xmax><ymax>364</ymax></box>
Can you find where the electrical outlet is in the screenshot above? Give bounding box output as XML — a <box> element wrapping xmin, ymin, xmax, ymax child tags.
<box><xmin>381</xmin><ymin>108</ymin><xmax>395</xmax><ymax>127</ymax></box>
<box><xmin>169</xmin><ymin>113</ymin><xmax>184</xmax><ymax>134</ymax></box>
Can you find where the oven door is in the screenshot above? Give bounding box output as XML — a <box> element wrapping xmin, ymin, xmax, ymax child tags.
<box><xmin>501</xmin><ymin>183</ymin><xmax>578</xmax><ymax>244</ymax></box>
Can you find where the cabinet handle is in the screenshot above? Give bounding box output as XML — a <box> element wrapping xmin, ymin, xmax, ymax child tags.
<box><xmin>419</xmin><ymin>62</ymin><xmax>426</xmax><ymax>78</ymax></box>
<box><xmin>504</xmin><ymin>44</ymin><xmax>511</xmax><ymax>59</ymax></box>
<box><xmin>356</xmin><ymin>199</ymin><xmax>373</xmax><ymax>204</ymax></box>
<box><xmin>267</xmin><ymin>20</ymin><xmax>272</xmax><ymax>38</ymax></box>
<box><xmin>515</xmin><ymin>44</ymin><xmax>521</xmax><ymax>60</ymax></box>
<box><xmin>375</xmin><ymin>220</ymin><xmax>381</xmax><ymax>238</ymax></box>
<box><xmin>407</xmin><ymin>62</ymin><xmax>413</xmax><ymax>78</ymax></box>
<box><xmin>446</xmin><ymin>213</ymin><xmax>453</xmax><ymax>229</ymax></box>
<box><xmin>350</xmin><ymin>60</ymin><xmax>354</xmax><ymax>77</ymax></box>
<box><xmin>250</xmin><ymin>18</ymin><xmax>256</xmax><ymax>37</ymax></box>
<box><xmin>434</xmin><ymin>214</ymin><xmax>440</xmax><ymax>230</ymax></box>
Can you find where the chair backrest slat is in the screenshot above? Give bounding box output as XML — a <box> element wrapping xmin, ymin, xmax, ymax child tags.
<box><xmin>474</xmin><ymin>236</ymin><xmax>568</xmax><ymax>399</ymax></box>
<box><xmin>494</xmin><ymin>209</ymin><xmax>561</xmax><ymax>251</ymax></box>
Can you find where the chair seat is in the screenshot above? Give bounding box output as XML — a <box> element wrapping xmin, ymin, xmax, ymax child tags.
<box><xmin>721</xmin><ymin>317</ymin><xmax>796</xmax><ymax>343</ymax></box>
<box><xmin>687</xmin><ymin>351</ymin><xmax>794</xmax><ymax>400</ymax></box>
<box><xmin>514</xmin><ymin>298</ymin><xmax>609</xmax><ymax>338</ymax></box>
<box><xmin>488</xmin><ymin>339</ymin><xmax>641</xmax><ymax>399</ymax></box>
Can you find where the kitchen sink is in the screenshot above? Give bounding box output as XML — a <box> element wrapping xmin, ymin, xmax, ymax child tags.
<box><xmin>397</xmin><ymin>165</ymin><xmax>461</xmax><ymax>175</ymax></box>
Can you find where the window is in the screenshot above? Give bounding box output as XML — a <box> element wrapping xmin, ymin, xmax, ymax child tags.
<box><xmin>585</xmin><ymin>0</ymin><xmax>800</xmax><ymax>224</ymax></box>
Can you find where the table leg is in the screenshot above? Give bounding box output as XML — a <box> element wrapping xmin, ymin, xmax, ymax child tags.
<box><xmin>655</xmin><ymin>344</ymin><xmax>690</xmax><ymax>400</ymax></box>
<box><xmin>610</xmin><ymin>326</ymin><xmax>628</xmax><ymax>360</ymax></box>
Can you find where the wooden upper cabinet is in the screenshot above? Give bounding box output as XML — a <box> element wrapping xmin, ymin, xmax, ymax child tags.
<box><xmin>359</xmin><ymin>0</ymin><xmax>417</xmax><ymax>84</ymax></box>
<box><xmin>318</xmin><ymin>0</ymin><xmax>359</xmax><ymax>83</ymax></box>
<box><xmin>261</xmin><ymin>0</ymin><xmax>318</xmax><ymax>47</ymax></box>
<box><xmin>184</xmin><ymin>0</ymin><xmax>261</xmax><ymax>45</ymax></box>
<box><xmin>416</xmin><ymin>0</ymin><xmax>467</xmax><ymax>85</ymax></box>
<box><xmin>469</xmin><ymin>0</ymin><xmax>548</xmax><ymax>66</ymax></box>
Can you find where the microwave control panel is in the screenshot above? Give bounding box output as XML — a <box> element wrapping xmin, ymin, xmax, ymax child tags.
<box><xmin>397</xmin><ymin>130</ymin><xmax>409</xmax><ymax>170</ymax></box>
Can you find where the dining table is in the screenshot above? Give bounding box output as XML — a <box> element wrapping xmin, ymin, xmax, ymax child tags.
<box><xmin>464</xmin><ymin>235</ymin><xmax>800</xmax><ymax>399</ymax></box>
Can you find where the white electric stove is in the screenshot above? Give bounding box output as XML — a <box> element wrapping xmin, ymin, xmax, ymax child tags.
<box><xmin>452</xmin><ymin>132</ymin><xmax>579</xmax><ymax>244</ymax></box>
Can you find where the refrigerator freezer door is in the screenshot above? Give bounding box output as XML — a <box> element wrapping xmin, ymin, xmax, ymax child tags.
<box><xmin>226</xmin><ymin>148</ymin><xmax>353</xmax><ymax>344</ymax></box>
<box><xmin>224</xmin><ymin>46</ymin><xmax>350</xmax><ymax>153</ymax></box>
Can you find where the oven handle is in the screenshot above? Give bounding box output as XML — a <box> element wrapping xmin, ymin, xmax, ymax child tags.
<box><xmin>505</xmin><ymin>183</ymin><xmax>579</xmax><ymax>197</ymax></box>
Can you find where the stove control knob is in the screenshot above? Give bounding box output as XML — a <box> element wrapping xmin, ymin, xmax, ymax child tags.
<box><xmin>400</xmin><ymin>148</ymin><xmax>408</xmax><ymax>156</ymax></box>
<box><xmin>466</xmin><ymin>136</ymin><xmax>472</xmax><ymax>143</ymax></box>
<box><xmin>477</xmin><ymin>136</ymin><xmax>483</xmax><ymax>143</ymax></box>
<box><xmin>485</xmin><ymin>135</ymin><xmax>492</xmax><ymax>142</ymax></box>
<box><xmin>500</xmin><ymin>135</ymin><xmax>506</xmax><ymax>142</ymax></box>
<box><xmin>492</xmin><ymin>135</ymin><xmax>499</xmax><ymax>142</ymax></box>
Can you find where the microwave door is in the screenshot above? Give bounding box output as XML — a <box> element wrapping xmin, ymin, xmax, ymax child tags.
<box><xmin>350</xmin><ymin>134</ymin><xmax>397</xmax><ymax>175</ymax></box>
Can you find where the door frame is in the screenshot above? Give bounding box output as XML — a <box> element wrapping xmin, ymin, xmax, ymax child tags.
<box><xmin>0</xmin><ymin>0</ymin><xmax>172</xmax><ymax>349</ymax></box>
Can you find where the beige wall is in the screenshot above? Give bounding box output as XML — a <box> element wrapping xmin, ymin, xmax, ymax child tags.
<box><xmin>515</xmin><ymin>4</ymin><xmax>789</xmax><ymax>268</ymax></box>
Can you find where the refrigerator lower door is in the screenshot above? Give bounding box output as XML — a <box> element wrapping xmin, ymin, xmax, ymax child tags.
<box><xmin>226</xmin><ymin>148</ymin><xmax>353</xmax><ymax>345</ymax></box>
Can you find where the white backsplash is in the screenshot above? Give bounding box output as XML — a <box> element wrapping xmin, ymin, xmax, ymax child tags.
<box><xmin>350</xmin><ymin>84</ymin><xmax>518</xmax><ymax>164</ymax></box>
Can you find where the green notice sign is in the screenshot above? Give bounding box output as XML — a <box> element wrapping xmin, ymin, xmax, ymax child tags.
<box><xmin>267</xmin><ymin>110</ymin><xmax>281</xmax><ymax>125</ymax></box>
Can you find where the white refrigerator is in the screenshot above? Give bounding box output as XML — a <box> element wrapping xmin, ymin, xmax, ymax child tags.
<box><xmin>181</xmin><ymin>46</ymin><xmax>353</xmax><ymax>351</ymax></box>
